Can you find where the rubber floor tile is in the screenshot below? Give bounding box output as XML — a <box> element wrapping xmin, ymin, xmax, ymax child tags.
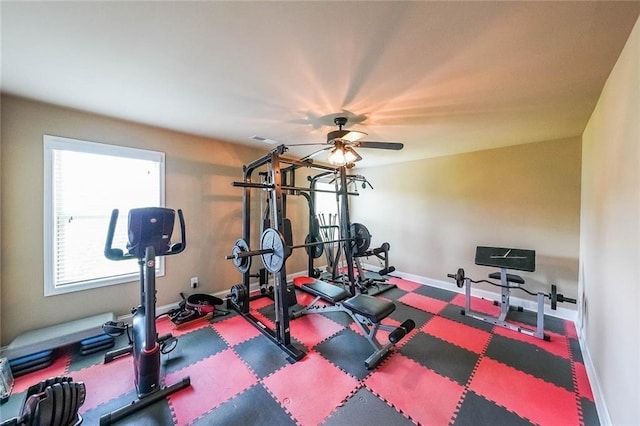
<box><xmin>166</xmin><ymin>348</ymin><xmax>257</xmax><ymax>425</ymax></box>
<box><xmin>324</xmin><ymin>387</ymin><xmax>415</xmax><ymax>426</ymax></box>
<box><xmin>422</xmin><ymin>315</ymin><xmax>492</xmax><ymax>354</ymax></box>
<box><xmin>212</xmin><ymin>314</ymin><xmax>262</xmax><ymax>346</ymax></box>
<box><xmin>469</xmin><ymin>357</ymin><xmax>580</xmax><ymax>425</ymax></box>
<box><xmin>262</xmin><ymin>351</ymin><xmax>359</xmax><ymax>425</ymax></box>
<box><xmin>290</xmin><ymin>311</ymin><xmax>346</xmax><ymax>349</ymax></box>
<box><xmin>72</xmin><ymin>355</ymin><xmax>135</xmax><ymax>412</ymax></box>
<box><xmin>399</xmin><ymin>292</ymin><xmax>448</xmax><ymax>315</ymax></box>
<box><xmin>365</xmin><ymin>353</ymin><xmax>465</xmax><ymax>425</ymax></box>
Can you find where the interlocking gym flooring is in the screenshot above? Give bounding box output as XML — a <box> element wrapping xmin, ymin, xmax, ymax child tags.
<box><xmin>0</xmin><ymin>275</ymin><xmax>598</xmax><ymax>425</ymax></box>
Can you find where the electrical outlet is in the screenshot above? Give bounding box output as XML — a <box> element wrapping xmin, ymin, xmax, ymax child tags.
<box><xmin>190</xmin><ymin>277</ymin><xmax>198</xmax><ymax>289</ymax></box>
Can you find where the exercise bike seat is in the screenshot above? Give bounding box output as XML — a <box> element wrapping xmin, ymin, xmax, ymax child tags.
<box><xmin>488</xmin><ymin>272</ymin><xmax>525</xmax><ymax>285</ymax></box>
<box><xmin>343</xmin><ymin>295</ymin><xmax>395</xmax><ymax>323</ymax></box>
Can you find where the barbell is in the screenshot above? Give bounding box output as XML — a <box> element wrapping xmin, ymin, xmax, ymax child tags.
<box><xmin>226</xmin><ymin>223</ymin><xmax>372</xmax><ymax>274</ymax></box>
<box><xmin>446</xmin><ymin>268</ymin><xmax>576</xmax><ymax>310</ymax></box>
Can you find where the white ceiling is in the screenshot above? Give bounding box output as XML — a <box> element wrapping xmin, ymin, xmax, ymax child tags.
<box><xmin>2</xmin><ymin>1</ymin><xmax>639</xmax><ymax>167</ymax></box>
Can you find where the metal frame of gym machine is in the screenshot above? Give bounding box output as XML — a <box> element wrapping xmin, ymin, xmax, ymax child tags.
<box><xmin>308</xmin><ymin>172</ymin><xmax>396</xmax><ymax>296</ymax></box>
<box><xmin>228</xmin><ymin>144</ymin><xmax>361</xmax><ymax>362</ymax></box>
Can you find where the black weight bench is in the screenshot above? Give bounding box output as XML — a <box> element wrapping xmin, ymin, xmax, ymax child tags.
<box><xmin>488</xmin><ymin>272</ymin><xmax>525</xmax><ymax>285</ymax></box>
<box><xmin>471</xmin><ymin>246</ymin><xmax>548</xmax><ymax>340</ymax></box>
<box><xmin>292</xmin><ymin>277</ymin><xmax>414</xmax><ymax>369</ymax></box>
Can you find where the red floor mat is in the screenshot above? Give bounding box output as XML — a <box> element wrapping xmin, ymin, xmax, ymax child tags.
<box><xmin>290</xmin><ymin>313</ymin><xmax>345</xmax><ymax>349</ymax></box>
<box><xmin>365</xmin><ymin>353</ymin><xmax>465</xmax><ymax>424</ymax></box>
<box><xmin>399</xmin><ymin>292</ymin><xmax>448</xmax><ymax>315</ymax></box>
<box><xmin>262</xmin><ymin>351</ymin><xmax>360</xmax><ymax>425</ymax></box>
<box><xmin>469</xmin><ymin>357</ymin><xmax>580</xmax><ymax>425</ymax></box>
<box><xmin>211</xmin><ymin>314</ymin><xmax>261</xmax><ymax>346</ymax></box>
<box><xmin>423</xmin><ymin>315</ymin><xmax>492</xmax><ymax>354</ymax></box>
<box><xmin>1</xmin><ymin>274</ymin><xmax>596</xmax><ymax>426</ymax></box>
<box><xmin>73</xmin><ymin>355</ymin><xmax>135</xmax><ymax>412</ymax></box>
<box><xmin>166</xmin><ymin>348</ymin><xmax>257</xmax><ymax>425</ymax></box>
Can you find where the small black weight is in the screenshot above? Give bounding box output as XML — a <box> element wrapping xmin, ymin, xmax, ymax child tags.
<box><xmin>350</xmin><ymin>223</ymin><xmax>371</xmax><ymax>256</ymax></box>
<box><xmin>455</xmin><ymin>268</ymin><xmax>465</xmax><ymax>288</ymax></box>
<box><xmin>447</xmin><ymin>268</ymin><xmax>466</xmax><ymax>288</ymax></box>
<box><xmin>230</xmin><ymin>284</ymin><xmax>248</xmax><ymax>311</ymax></box>
<box><xmin>231</xmin><ymin>239</ymin><xmax>251</xmax><ymax>274</ymax></box>
<box><xmin>550</xmin><ymin>284</ymin><xmax>558</xmax><ymax>310</ymax></box>
<box><xmin>304</xmin><ymin>234</ymin><xmax>324</xmax><ymax>259</ymax></box>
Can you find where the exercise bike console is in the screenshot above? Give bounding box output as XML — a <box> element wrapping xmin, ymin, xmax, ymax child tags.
<box><xmin>104</xmin><ymin>208</ymin><xmax>186</xmax><ymax>260</ymax></box>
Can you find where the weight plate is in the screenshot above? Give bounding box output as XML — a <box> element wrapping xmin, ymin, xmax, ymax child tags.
<box><xmin>260</xmin><ymin>228</ymin><xmax>287</xmax><ymax>273</ymax></box>
<box><xmin>304</xmin><ymin>234</ymin><xmax>324</xmax><ymax>259</ymax></box>
<box><xmin>455</xmin><ymin>268</ymin><xmax>465</xmax><ymax>288</ymax></box>
<box><xmin>231</xmin><ymin>239</ymin><xmax>251</xmax><ymax>274</ymax></box>
<box><xmin>230</xmin><ymin>284</ymin><xmax>248</xmax><ymax>311</ymax></box>
<box><xmin>351</xmin><ymin>223</ymin><xmax>371</xmax><ymax>256</ymax></box>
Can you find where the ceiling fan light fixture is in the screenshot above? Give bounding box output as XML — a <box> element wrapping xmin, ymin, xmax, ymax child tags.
<box><xmin>327</xmin><ymin>143</ymin><xmax>359</xmax><ymax>166</ymax></box>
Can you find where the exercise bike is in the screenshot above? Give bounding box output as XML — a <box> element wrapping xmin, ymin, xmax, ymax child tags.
<box><xmin>100</xmin><ymin>207</ymin><xmax>191</xmax><ymax>425</ymax></box>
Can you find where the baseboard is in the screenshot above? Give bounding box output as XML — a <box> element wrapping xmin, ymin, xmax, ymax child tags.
<box><xmin>577</xmin><ymin>329</ymin><xmax>612</xmax><ymax>426</ymax></box>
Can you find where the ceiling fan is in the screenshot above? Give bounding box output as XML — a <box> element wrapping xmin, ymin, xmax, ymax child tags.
<box><xmin>291</xmin><ymin>116</ymin><xmax>404</xmax><ymax>166</ymax></box>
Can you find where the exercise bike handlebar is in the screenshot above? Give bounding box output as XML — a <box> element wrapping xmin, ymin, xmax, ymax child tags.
<box><xmin>104</xmin><ymin>209</ymin><xmax>130</xmax><ymax>261</ymax></box>
<box><xmin>104</xmin><ymin>208</ymin><xmax>187</xmax><ymax>261</ymax></box>
<box><xmin>172</xmin><ymin>209</ymin><xmax>187</xmax><ymax>255</ymax></box>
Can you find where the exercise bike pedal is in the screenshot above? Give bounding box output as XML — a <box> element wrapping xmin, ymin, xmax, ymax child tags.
<box><xmin>102</xmin><ymin>321</ymin><xmax>127</xmax><ymax>337</ymax></box>
<box><xmin>160</xmin><ymin>336</ymin><xmax>178</xmax><ymax>354</ymax></box>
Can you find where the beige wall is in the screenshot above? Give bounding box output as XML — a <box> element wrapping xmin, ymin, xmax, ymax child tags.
<box><xmin>581</xmin><ymin>16</ymin><xmax>640</xmax><ymax>426</ymax></box>
<box><xmin>352</xmin><ymin>137</ymin><xmax>582</xmax><ymax>303</ymax></box>
<box><xmin>0</xmin><ymin>95</ymin><xmax>314</xmax><ymax>345</ymax></box>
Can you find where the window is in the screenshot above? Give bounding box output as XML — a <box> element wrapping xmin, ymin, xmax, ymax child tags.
<box><xmin>314</xmin><ymin>181</ymin><xmax>339</xmax><ymax>220</ymax></box>
<box><xmin>44</xmin><ymin>135</ymin><xmax>165</xmax><ymax>296</ymax></box>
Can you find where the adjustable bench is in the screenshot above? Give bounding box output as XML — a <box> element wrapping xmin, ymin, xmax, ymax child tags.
<box><xmin>292</xmin><ymin>277</ymin><xmax>414</xmax><ymax>369</ymax></box>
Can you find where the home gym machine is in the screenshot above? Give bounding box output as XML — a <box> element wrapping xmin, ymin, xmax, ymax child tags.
<box><xmin>307</xmin><ymin>171</ymin><xmax>396</xmax><ymax>296</ymax></box>
<box><xmin>100</xmin><ymin>208</ymin><xmax>191</xmax><ymax>425</ymax></box>
<box><xmin>225</xmin><ymin>145</ymin><xmax>374</xmax><ymax>362</ymax></box>
<box><xmin>225</xmin><ymin>145</ymin><xmax>413</xmax><ymax>368</ymax></box>
<box><xmin>447</xmin><ymin>246</ymin><xmax>576</xmax><ymax>341</ymax></box>
<box><xmin>225</xmin><ymin>146</ymin><xmax>312</xmax><ymax>362</ymax></box>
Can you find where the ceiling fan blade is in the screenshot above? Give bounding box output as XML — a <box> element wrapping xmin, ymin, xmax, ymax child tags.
<box><xmin>355</xmin><ymin>141</ymin><xmax>404</xmax><ymax>150</ymax></box>
<box><xmin>286</xmin><ymin>142</ymin><xmax>328</xmax><ymax>147</ymax></box>
<box><xmin>300</xmin><ymin>146</ymin><xmax>332</xmax><ymax>161</ymax></box>
<box><xmin>250</xmin><ymin>135</ymin><xmax>283</xmax><ymax>145</ymax></box>
<box><xmin>327</xmin><ymin>129</ymin><xmax>367</xmax><ymax>143</ymax></box>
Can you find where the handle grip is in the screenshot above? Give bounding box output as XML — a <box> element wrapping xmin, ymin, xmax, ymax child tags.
<box><xmin>104</xmin><ymin>209</ymin><xmax>128</xmax><ymax>260</ymax></box>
